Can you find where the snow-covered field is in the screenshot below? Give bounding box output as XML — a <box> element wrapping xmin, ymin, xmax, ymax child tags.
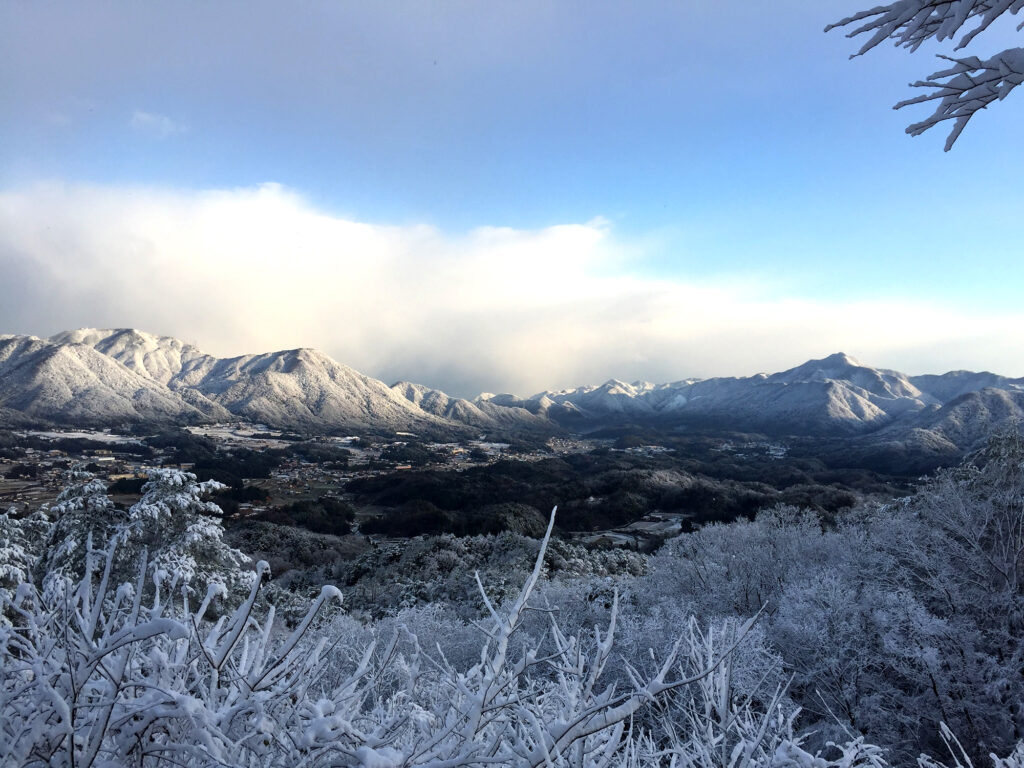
<box><xmin>19</xmin><ymin>429</ymin><xmax>143</xmax><ymax>445</ymax></box>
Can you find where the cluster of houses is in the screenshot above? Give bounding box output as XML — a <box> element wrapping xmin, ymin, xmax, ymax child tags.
<box><xmin>0</xmin><ymin>443</ymin><xmax>148</xmax><ymax>513</ymax></box>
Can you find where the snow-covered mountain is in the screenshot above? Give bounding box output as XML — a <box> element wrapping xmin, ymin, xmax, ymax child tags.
<box><xmin>909</xmin><ymin>370</ymin><xmax>1024</xmax><ymax>403</ymax></box>
<box><xmin>0</xmin><ymin>329</ymin><xmax>558</xmax><ymax>434</ymax></box>
<box><xmin>391</xmin><ymin>381</ymin><xmax>550</xmax><ymax>431</ymax></box>
<box><xmin>0</xmin><ymin>334</ymin><xmax>221</xmax><ymax>424</ymax></box>
<box><xmin>902</xmin><ymin>387</ymin><xmax>1024</xmax><ymax>451</ymax></box>
<box><xmin>515</xmin><ymin>353</ymin><xmax>940</xmax><ymax>435</ymax></box>
<box><xmin>6</xmin><ymin>330</ymin><xmax>471</xmax><ymax>433</ymax></box>
<box><xmin>491</xmin><ymin>352</ymin><xmax>1024</xmax><ymax>461</ymax></box>
<box><xmin>184</xmin><ymin>348</ymin><xmax>453</xmax><ymax>431</ymax></box>
<box><xmin>1</xmin><ymin>331</ymin><xmax>1021</xmax><ymax>457</ymax></box>
<box><xmin>49</xmin><ymin>328</ymin><xmax>215</xmax><ymax>386</ymax></box>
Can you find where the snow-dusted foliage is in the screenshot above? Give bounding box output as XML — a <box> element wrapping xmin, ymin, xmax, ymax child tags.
<box><xmin>641</xmin><ymin>432</ymin><xmax>1024</xmax><ymax>763</ymax></box>
<box><xmin>1</xmin><ymin>546</ymin><xmax>343</xmax><ymax>767</ymax></box>
<box><xmin>28</xmin><ymin>467</ymin><xmax>254</xmax><ymax>600</ymax></box>
<box><xmin>0</xmin><ymin>506</ymin><xmax>49</xmax><ymax>613</ymax></box>
<box><xmin>1</xmin><ymin>499</ymin><xmax>895</xmax><ymax>768</ymax></box>
<box><xmin>37</xmin><ymin>470</ymin><xmax>123</xmax><ymax>592</ymax></box>
<box><xmin>828</xmin><ymin>0</ymin><xmax>1024</xmax><ymax>148</ymax></box>
<box><xmin>117</xmin><ymin>468</ymin><xmax>254</xmax><ymax>592</ymax></box>
<box><xmin>918</xmin><ymin>724</ymin><xmax>1024</xmax><ymax>768</ymax></box>
<box><xmin>870</xmin><ymin>431</ymin><xmax>1024</xmax><ymax>755</ymax></box>
<box><xmin>338</xmin><ymin>529</ymin><xmax>646</xmax><ymax>618</ymax></box>
<box><xmin>5</xmin><ymin>436</ymin><xmax>1024</xmax><ymax>765</ymax></box>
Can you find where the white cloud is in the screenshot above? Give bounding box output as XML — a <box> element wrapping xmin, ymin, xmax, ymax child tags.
<box><xmin>129</xmin><ymin>110</ymin><xmax>188</xmax><ymax>138</ymax></box>
<box><xmin>0</xmin><ymin>181</ymin><xmax>1021</xmax><ymax>397</ymax></box>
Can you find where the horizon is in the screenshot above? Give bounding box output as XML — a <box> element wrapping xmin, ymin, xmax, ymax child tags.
<box><xmin>3</xmin><ymin>326</ymin><xmax>1016</xmax><ymax>400</ymax></box>
<box><xmin>3</xmin><ymin>2</ymin><xmax>1023</xmax><ymax>396</ymax></box>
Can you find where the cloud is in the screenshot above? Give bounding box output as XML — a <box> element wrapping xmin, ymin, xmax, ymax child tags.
<box><xmin>0</xmin><ymin>181</ymin><xmax>1022</xmax><ymax>397</ymax></box>
<box><xmin>129</xmin><ymin>110</ymin><xmax>188</xmax><ymax>138</ymax></box>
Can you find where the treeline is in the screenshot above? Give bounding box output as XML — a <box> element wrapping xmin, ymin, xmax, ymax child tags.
<box><xmin>593</xmin><ymin>424</ymin><xmax>953</xmax><ymax>476</ymax></box>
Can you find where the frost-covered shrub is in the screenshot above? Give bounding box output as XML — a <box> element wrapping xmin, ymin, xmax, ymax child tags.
<box><xmin>117</xmin><ymin>467</ymin><xmax>254</xmax><ymax>592</ymax></box>
<box><xmin>0</xmin><ymin>506</ymin><xmax>49</xmax><ymax>615</ymax></box>
<box><xmin>1</xmin><ymin>547</ymin><xmax>346</xmax><ymax>767</ymax></box>
<box><xmin>918</xmin><ymin>725</ymin><xmax>1024</xmax><ymax>768</ymax></box>
<box><xmin>37</xmin><ymin>470</ymin><xmax>123</xmax><ymax>593</ymax></box>
<box><xmin>225</xmin><ymin>518</ymin><xmax>368</xmax><ymax>584</ymax></box>
<box><xmin>641</xmin><ymin>433</ymin><xmax>1024</xmax><ymax>763</ymax></box>
<box><xmin>2</xmin><ymin>504</ymin><xmax>894</xmax><ymax>768</ymax></box>
<box><xmin>341</xmin><ymin>529</ymin><xmax>645</xmax><ymax>618</ymax></box>
<box><xmin>861</xmin><ymin>433</ymin><xmax>1024</xmax><ymax>760</ymax></box>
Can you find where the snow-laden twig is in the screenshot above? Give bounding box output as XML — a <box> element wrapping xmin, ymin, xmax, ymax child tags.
<box><xmin>827</xmin><ymin>0</ymin><xmax>1024</xmax><ymax>146</ymax></box>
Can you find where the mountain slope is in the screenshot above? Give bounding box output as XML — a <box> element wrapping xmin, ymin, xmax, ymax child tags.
<box><xmin>910</xmin><ymin>371</ymin><xmax>1024</xmax><ymax>402</ymax></box>
<box><xmin>521</xmin><ymin>353</ymin><xmax>936</xmax><ymax>435</ymax></box>
<box><xmin>49</xmin><ymin>328</ymin><xmax>214</xmax><ymax>386</ymax></box>
<box><xmin>392</xmin><ymin>381</ymin><xmax>552</xmax><ymax>431</ymax></box>
<box><xmin>189</xmin><ymin>348</ymin><xmax>455</xmax><ymax>431</ymax></box>
<box><xmin>0</xmin><ymin>335</ymin><xmax>214</xmax><ymax>425</ymax></box>
<box><xmin>910</xmin><ymin>387</ymin><xmax>1024</xmax><ymax>449</ymax></box>
<box><xmin>9</xmin><ymin>329</ymin><xmax>541</xmax><ymax>434</ymax></box>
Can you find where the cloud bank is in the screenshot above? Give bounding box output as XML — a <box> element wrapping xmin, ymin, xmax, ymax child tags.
<box><xmin>0</xmin><ymin>182</ymin><xmax>1020</xmax><ymax>397</ymax></box>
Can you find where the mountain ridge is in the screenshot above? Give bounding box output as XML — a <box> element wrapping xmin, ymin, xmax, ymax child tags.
<box><xmin>1</xmin><ymin>330</ymin><xmax>1021</xmax><ymax>462</ymax></box>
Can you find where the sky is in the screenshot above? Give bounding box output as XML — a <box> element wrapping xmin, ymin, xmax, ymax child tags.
<box><xmin>1</xmin><ymin>1</ymin><xmax>1023</xmax><ymax>397</ymax></box>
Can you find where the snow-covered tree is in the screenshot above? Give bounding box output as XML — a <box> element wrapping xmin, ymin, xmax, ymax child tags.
<box><xmin>828</xmin><ymin>0</ymin><xmax>1024</xmax><ymax>149</ymax></box>
<box><xmin>33</xmin><ymin>467</ymin><xmax>253</xmax><ymax>602</ymax></box>
<box><xmin>0</xmin><ymin>505</ymin><xmax>49</xmax><ymax>617</ymax></box>
<box><xmin>639</xmin><ymin>430</ymin><xmax>1024</xmax><ymax>761</ymax></box>
<box><xmin>117</xmin><ymin>468</ymin><xmax>254</xmax><ymax>594</ymax></box>
<box><xmin>37</xmin><ymin>469</ymin><xmax>123</xmax><ymax>594</ymax></box>
<box><xmin>868</xmin><ymin>431</ymin><xmax>1024</xmax><ymax>756</ymax></box>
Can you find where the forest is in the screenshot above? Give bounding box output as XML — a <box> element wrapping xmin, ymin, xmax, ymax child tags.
<box><xmin>348</xmin><ymin>446</ymin><xmax>901</xmax><ymax>537</ymax></box>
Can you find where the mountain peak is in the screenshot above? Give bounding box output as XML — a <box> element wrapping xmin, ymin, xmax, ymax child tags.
<box><xmin>821</xmin><ymin>352</ymin><xmax>859</xmax><ymax>366</ymax></box>
<box><xmin>771</xmin><ymin>352</ymin><xmax>866</xmax><ymax>384</ymax></box>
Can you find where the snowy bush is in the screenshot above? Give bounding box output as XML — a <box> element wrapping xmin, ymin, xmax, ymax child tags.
<box><xmin>1</xmin><ymin>501</ymin><xmax>897</xmax><ymax>768</ymax></box>
<box><xmin>37</xmin><ymin>470</ymin><xmax>123</xmax><ymax>593</ymax></box>
<box><xmin>0</xmin><ymin>505</ymin><xmax>49</xmax><ymax>614</ymax></box>
<box><xmin>640</xmin><ymin>432</ymin><xmax>1024</xmax><ymax>763</ymax></box>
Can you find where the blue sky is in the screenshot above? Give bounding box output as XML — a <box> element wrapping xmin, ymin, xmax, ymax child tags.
<box><xmin>1</xmin><ymin>1</ymin><xmax>1022</xmax><ymax>395</ymax></box>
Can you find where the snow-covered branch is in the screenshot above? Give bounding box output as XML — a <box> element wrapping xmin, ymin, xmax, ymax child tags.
<box><xmin>896</xmin><ymin>48</ymin><xmax>1024</xmax><ymax>149</ymax></box>
<box><xmin>827</xmin><ymin>1</ymin><xmax>1024</xmax><ymax>55</ymax></box>
<box><xmin>828</xmin><ymin>0</ymin><xmax>1024</xmax><ymax>147</ymax></box>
